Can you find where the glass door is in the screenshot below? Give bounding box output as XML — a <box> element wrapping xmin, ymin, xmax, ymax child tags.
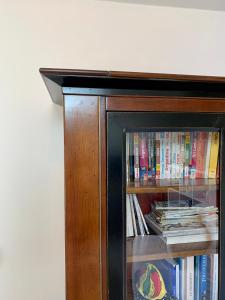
<box><xmin>126</xmin><ymin>130</ymin><xmax>219</xmax><ymax>300</ymax></box>
<box><xmin>107</xmin><ymin>113</ymin><xmax>225</xmax><ymax>300</ymax></box>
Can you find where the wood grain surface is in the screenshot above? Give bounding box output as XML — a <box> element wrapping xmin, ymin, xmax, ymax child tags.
<box><xmin>106</xmin><ymin>96</ymin><xmax>225</xmax><ymax>112</ymax></box>
<box><xmin>64</xmin><ymin>95</ymin><xmax>101</xmax><ymax>300</ymax></box>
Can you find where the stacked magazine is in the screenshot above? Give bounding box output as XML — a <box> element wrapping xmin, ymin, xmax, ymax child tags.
<box><xmin>126</xmin><ymin>194</ymin><xmax>149</xmax><ymax>237</ymax></box>
<box><xmin>144</xmin><ymin>199</ymin><xmax>218</xmax><ymax>244</ymax></box>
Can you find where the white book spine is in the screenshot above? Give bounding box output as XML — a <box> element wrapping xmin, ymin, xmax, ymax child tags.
<box><xmin>205</xmin><ymin>132</ymin><xmax>212</xmax><ymax>178</ymax></box>
<box><xmin>136</xmin><ymin>197</ymin><xmax>149</xmax><ymax>235</ymax></box>
<box><xmin>181</xmin><ymin>258</ymin><xmax>186</xmax><ymax>300</ymax></box>
<box><xmin>186</xmin><ymin>256</ymin><xmax>194</xmax><ymax>300</ymax></box>
<box><xmin>212</xmin><ymin>254</ymin><xmax>218</xmax><ymax>300</ymax></box>
<box><xmin>133</xmin><ymin>194</ymin><xmax>145</xmax><ymax>236</ymax></box>
<box><xmin>126</xmin><ymin>194</ymin><xmax>133</xmax><ymax>237</ymax></box>
<box><xmin>129</xmin><ymin>195</ymin><xmax>138</xmax><ymax>236</ymax></box>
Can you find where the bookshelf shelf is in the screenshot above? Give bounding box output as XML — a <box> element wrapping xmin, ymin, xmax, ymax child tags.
<box><xmin>126</xmin><ymin>178</ymin><xmax>219</xmax><ymax>194</ymax></box>
<box><xmin>127</xmin><ymin>236</ymin><xmax>218</xmax><ymax>262</ymax></box>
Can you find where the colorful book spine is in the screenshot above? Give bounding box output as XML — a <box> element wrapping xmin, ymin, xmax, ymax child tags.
<box><xmin>133</xmin><ymin>133</ymin><xmax>140</xmax><ymax>181</ymax></box>
<box><xmin>209</xmin><ymin>132</ymin><xmax>220</xmax><ymax>178</ymax></box>
<box><xmin>196</xmin><ymin>132</ymin><xmax>207</xmax><ymax>178</ymax></box>
<box><xmin>160</xmin><ymin>132</ymin><xmax>165</xmax><ymax>179</ymax></box>
<box><xmin>147</xmin><ymin>132</ymin><xmax>156</xmax><ymax>179</ymax></box>
<box><xmin>180</xmin><ymin>132</ymin><xmax>185</xmax><ymax>179</ymax></box>
<box><xmin>156</xmin><ymin>132</ymin><xmax>160</xmax><ymax>179</ymax></box>
<box><xmin>190</xmin><ymin>131</ymin><xmax>197</xmax><ymax>179</ymax></box>
<box><xmin>184</xmin><ymin>132</ymin><xmax>191</xmax><ymax>178</ymax></box>
<box><xmin>151</xmin><ymin>133</ymin><xmax>156</xmax><ymax>178</ymax></box>
<box><xmin>204</xmin><ymin>132</ymin><xmax>212</xmax><ymax>178</ymax></box>
<box><xmin>175</xmin><ymin>132</ymin><xmax>180</xmax><ymax>178</ymax></box>
<box><xmin>139</xmin><ymin>133</ymin><xmax>148</xmax><ymax>180</ymax></box>
<box><xmin>171</xmin><ymin>132</ymin><xmax>176</xmax><ymax>179</ymax></box>
<box><xmin>165</xmin><ymin>132</ymin><xmax>171</xmax><ymax>179</ymax></box>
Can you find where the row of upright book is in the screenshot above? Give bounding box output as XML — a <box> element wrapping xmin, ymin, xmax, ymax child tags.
<box><xmin>126</xmin><ymin>131</ymin><xmax>220</xmax><ymax>181</ymax></box>
<box><xmin>134</xmin><ymin>255</ymin><xmax>218</xmax><ymax>300</ymax></box>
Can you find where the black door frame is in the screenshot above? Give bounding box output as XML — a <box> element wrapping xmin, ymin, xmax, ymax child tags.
<box><xmin>107</xmin><ymin>112</ymin><xmax>225</xmax><ymax>300</ymax></box>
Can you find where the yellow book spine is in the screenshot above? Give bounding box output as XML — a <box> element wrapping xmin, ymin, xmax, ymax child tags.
<box><xmin>208</xmin><ymin>132</ymin><xmax>219</xmax><ymax>178</ymax></box>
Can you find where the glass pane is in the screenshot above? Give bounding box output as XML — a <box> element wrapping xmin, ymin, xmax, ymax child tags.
<box><xmin>126</xmin><ymin>130</ymin><xmax>219</xmax><ymax>300</ymax></box>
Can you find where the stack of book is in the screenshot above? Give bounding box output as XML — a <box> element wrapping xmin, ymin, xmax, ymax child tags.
<box><xmin>126</xmin><ymin>131</ymin><xmax>220</xmax><ymax>182</ymax></box>
<box><xmin>144</xmin><ymin>200</ymin><xmax>218</xmax><ymax>245</ymax></box>
<box><xmin>126</xmin><ymin>194</ymin><xmax>150</xmax><ymax>237</ymax></box>
<box><xmin>134</xmin><ymin>254</ymin><xmax>218</xmax><ymax>300</ymax></box>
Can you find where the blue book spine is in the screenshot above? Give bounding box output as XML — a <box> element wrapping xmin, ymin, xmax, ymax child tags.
<box><xmin>194</xmin><ymin>256</ymin><xmax>200</xmax><ymax>300</ymax></box>
<box><xmin>199</xmin><ymin>255</ymin><xmax>208</xmax><ymax>300</ymax></box>
<box><xmin>179</xmin><ymin>258</ymin><xmax>183</xmax><ymax>300</ymax></box>
<box><xmin>157</xmin><ymin>260</ymin><xmax>176</xmax><ymax>297</ymax></box>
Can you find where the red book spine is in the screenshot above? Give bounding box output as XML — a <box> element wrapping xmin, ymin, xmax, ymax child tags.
<box><xmin>196</xmin><ymin>132</ymin><xmax>207</xmax><ymax>178</ymax></box>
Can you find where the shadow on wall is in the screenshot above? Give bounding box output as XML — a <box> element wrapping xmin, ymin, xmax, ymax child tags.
<box><xmin>99</xmin><ymin>0</ymin><xmax>225</xmax><ymax>11</ymax></box>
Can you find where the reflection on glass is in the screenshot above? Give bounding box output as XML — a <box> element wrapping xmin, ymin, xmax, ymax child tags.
<box><xmin>126</xmin><ymin>131</ymin><xmax>219</xmax><ymax>300</ymax></box>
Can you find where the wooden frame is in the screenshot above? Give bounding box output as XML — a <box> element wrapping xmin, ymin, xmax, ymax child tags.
<box><xmin>40</xmin><ymin>68</ymin><xmax>225</xmax><ymax>300</ymax></box>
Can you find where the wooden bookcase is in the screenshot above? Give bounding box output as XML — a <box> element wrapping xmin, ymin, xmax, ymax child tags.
<box><xmin>40</xmin><ymin>68</ymin><xmax>225</xmax><ymax>300</ymax></box>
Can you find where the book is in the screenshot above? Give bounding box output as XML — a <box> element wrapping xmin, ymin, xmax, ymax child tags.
<box><xmin>194</xmin><ymin>256</ymin><xmax>200</xmax><ymax>300</ymax></box>
<box><xmin>171</xmin><ymin>132</ymin><xmax>177</xmax><ymax>179</ymax></box>
<box><xmin>132</xmin><ymin>194</ymin><xmax>145</xmax><ymax>236</ymax></box>
<box><xmin>196</xmin><ymin>132</ymin><xmax>208</xmax><ymax>178</ymax></box>
<box><xmin>139</xmin><ymin>133</ymin><xmax>148</xmax><ymax>181</ymax></box>
<box><xmin>127</xmin><ymin>130</ymin><xmax>219</xmax><ymax>182</ymax></box>
<box><xmin>184</xmin><ymin>132</ymin><xmax>191</xmax><ymax>178</ymax></box>
<box><xmin>175</xmin><ymin>132</ymin><xmax>181</xmax><ymax>178</ymax></box>
<box><xmin>190</xmin><ymin>131</ymin><xmax>197</xmax><ymax>179</ymax></box>
<box><xmin>160</xmin><ymin>132</ymin><xmax>165</xmax><ymax>179</ymax></box>
<box><xmin>199</xmin><ymin>255</ymin><xmax>208</xmax><ymax>299</ymax></box>
<box><xmin>156</xmin><ymin>132</ymin><xmax>160</xmax><ymax>179</ymax></box>
<box><xmin>134</xmin><ymin>194</ymin><xmax>149</xmax><ymax>235</ymax></box>
<box><xmin>134</xmin><ymin>133</ymin><xmax>140</xmax><ymax>181</ymax></box>
<box><xmin>126</xmin><ymin>194</ymin><xmax>133</xmax><ymax>237</ymax></box>
<box><xmin>204</xmin><ymin>132</ymin><xmax>212</xmax><ymax>178</ymax></box>
<box><xmin>165</xmin><ymin>132</ymin><xmax>171</xmax><ymax>179</ymax></box>
<box><xmin>186</xmin><ymin>256</ymin><xmax>194</xmax><ymax>300</ymax></box>
<box><xmin>209</xmin><ymin>132</ymin><xmax>220</xmax><ymax>178</ymax></box>
<box><xmin>129</xmin><ymin>195</ymin><xmax>138</xmax><ymax>236</ymax></box>
<box><xmin>211</xmin><ymin>254</ymin><xmax>218</xmax><ymax>300</ymax></box>
<box><xmin>129</xmin><ymin>133</ymin><xmax>135</xmax><ymax>181</ymax></box>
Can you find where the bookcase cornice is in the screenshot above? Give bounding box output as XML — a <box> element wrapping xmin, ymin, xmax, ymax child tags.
<box><xmin>39</xmin><ymin>68</ymin><xmax>225</xmax><ymax>106</ymax></box>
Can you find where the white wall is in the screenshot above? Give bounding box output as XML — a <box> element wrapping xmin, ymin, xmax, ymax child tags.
<box><xmin>0</xmin><ymin>0</ymin><xmax>225</xmax><ymax>299</ymax></box>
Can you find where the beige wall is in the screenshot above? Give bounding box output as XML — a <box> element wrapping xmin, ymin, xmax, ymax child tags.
<box><xmin>0</xmin><ymin>0</ymin><xmax>225</xmax><ymax>299</ymax></box>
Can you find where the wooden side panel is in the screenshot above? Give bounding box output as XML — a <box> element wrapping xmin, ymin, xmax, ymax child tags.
<box><xmin>106</xmin><ymin>96</ymin><xmax>225</xmax><ymax>112</ymax></box>
<box><xmin>64</xmin><ymin>95</ymin><xmax>101</xmax><ymax>300</ymax></box>
<box><xmin>99</xmin><ymin>97</ymin><xmax>107</xmax><ymax>300</ymax></box>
